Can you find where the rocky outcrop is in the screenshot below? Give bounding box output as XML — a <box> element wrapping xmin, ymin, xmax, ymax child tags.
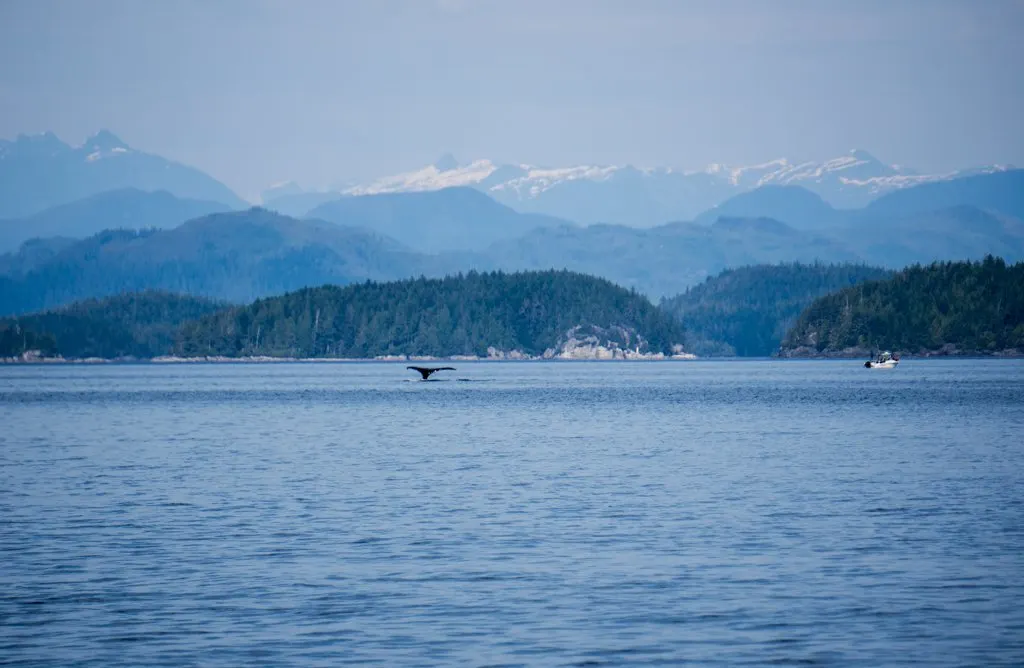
<box><xmin>485</xmin><ymin>347</ymin><xmax>531</xmax><ymax>360</ymax></box>
<box><xmin>541</xmin><ymin>325</ymin><xmax>692</xmax><ymax>360</ymax></box>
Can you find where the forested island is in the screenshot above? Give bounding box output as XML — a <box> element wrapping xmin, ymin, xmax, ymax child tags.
<box><xmin>3</xmin><ymin>271</ymin><xmax>688</xmax><ymax>361</ymax></box>
<box><xmin>660</xmin><ymin>263</ymin><xmax>891</xmax><ymax>356</ymax></box>
<box><xmin>780</xmin><ymin>257</ymin><xmax>1024</xmax><ymax>357</ymax></box>
<box><xmin>174</xmin><ymin>270</ymin><xmax>687</xmax><ymax>359</ymax></box>
<box><xmin>0</xmin><ymin>291</ymin><xmax>224</xmax><ymax>359</ymax></box>
<box><xmin>6</xmin><ymin>260</ymin><xmax>1023</xmax><ymax>362</ymax></box>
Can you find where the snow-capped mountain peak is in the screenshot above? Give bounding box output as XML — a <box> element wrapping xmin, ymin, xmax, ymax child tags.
<box><xmin>267</xmin><ymin>150</ymin><xmax>1014</xmax><ymax>225</ymax></box>
<box><xmin>339</xmin><ymin>152</ymin><xmax>1009</xmax><ymax>202</ymax></box>
<box><xmin>700</xmin><ymin>158</ymin><xmax>790</xmax><ymax>187</ymax></box>
<box><xmin>323</xmin><ymin>149</ymin><xmax>934</xmax><ymax>205</ymax></box>
<box><xmin>83</xmin><ymin>129</ymin><xmax>129</xmax><ymax>151</ymax></box>
<box><xmin>343</xmin><ymin>158</ymin><xmax>499</xmax><ymax>196</ymax></box>
<box><xmin>491</xmin><ymin>164</ymin><xmax>622</xmax><ymax>198</ymax></box>
<box><xmin>80</xmin><ymin>130</ymin><xmax>132</xmax><ymax>162</ymax></box>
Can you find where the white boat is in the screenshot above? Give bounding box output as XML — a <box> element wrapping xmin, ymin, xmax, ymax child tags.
<box><xmin>865</xmin><ymin>351</ymin><xmax>899</xmax><ymax>368</ymax></box>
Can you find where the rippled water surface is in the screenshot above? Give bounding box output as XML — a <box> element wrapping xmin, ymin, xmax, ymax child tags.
<box><xmin>2</xmin><ymin>360</ymin><xmax>1023</xmax><ymax>666</ymax></box>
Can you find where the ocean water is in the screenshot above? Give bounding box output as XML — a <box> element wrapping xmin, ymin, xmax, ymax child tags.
<box><xmin>1</xmin><ymin>359</ymin><xmax>1023</xmax><ymax>667</ymax></box>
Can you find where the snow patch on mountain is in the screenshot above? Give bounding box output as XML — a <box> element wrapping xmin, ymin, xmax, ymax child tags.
<box><xmin>838</xmin><ymin>164</ymin><xmax>1014</xmax><ymax>193</ymax></box>
<box><xmin>491</xmin><ymin>165</ymin><xmax>622</xmax><ymax>198</ymax></box>
<box><xmin>81</xmin><ymin>131</ymin><xmax>134</xmax><ymax>162</ymax></box>
<box><xmin>338</xmin><ymin>148</ymin><xmax>957</xmax><ymax>202</ymax></box>
<box><xmin>264</xmin><ymin>149</ymin><xmax>1015</xmax><ymax>219</ymax></box>
<box><xmin>261</xmin><ymin>180</ymin><xmax>306</xmax><ymax>202</ymax></box>
<box><xmin>344</xmin><ymin>158</ymin><xmax>499</xmax><ymax>196</ymax></box>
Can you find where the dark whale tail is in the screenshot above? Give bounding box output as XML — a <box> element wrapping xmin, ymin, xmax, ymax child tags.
<box><xmin>407</xmin><ymin>366</ymin><xmax>456</xmax><ymax>380</ymax></box>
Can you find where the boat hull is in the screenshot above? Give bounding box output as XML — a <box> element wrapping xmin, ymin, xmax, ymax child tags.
<box><xmin>865</xmin><ymin>360</ymin><xmax>899</xmax><ymax>369</ymax></box>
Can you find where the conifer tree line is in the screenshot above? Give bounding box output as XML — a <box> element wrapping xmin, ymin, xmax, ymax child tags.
<box><xmin>782</xmin><ymin>256</ymin><xmax>1024</xmax><ymax>354</ymax></box>
<box><xmin>3</xmin><ymin>261</ymin><xmax>1022</xmax><ymax>360</ymax></box>
<box><xmin>174</xmin><ymin>270</ymin><xmax>685</xmax><ymax>358</ymax></box>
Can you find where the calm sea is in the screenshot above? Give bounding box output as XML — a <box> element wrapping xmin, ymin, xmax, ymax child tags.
<box><xmin>1</xmin><ymin>360</ymin><xmax>1023</xmax><ymax>666</ymax></box>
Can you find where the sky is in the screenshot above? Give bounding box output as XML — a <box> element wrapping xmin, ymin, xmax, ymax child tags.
<box><xmin>1</xmin><ymin>0</ymin><xmax>1022</xmax><ymax>200</ymax></box>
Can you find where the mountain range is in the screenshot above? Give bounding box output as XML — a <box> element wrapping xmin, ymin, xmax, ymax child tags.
<box><xmin>461</xmin><ymin>217</ymin><xmax>862</xmax><ymax>297</ymax></box>
<box><xmin>4</xmin><ymin>168</ymin><xmax>1023</xmax><ymax>317</ymax></box>
<box><xmin>2</xmin><ymin>124</ymin><xmax>1023</xmax><ymax>320</ymax></box>
<box><xmin>304</xmin><ymin>187</ymin><xmax>569</xmax><ymax>253</ymax></box>
<box><xmin>3</xmin><ymin>129</ymin><xmax>1016</xmax><ymax>230</ymax></box>
<box><xmin>0</xmin><ymin>208</ymin><xmax>429</xmax><ymax>315</ymax></box>
<box><xmin>0</xmin><ymin>130</ymin><xmax>246</xmax><ymax>218</ymax></box>
<box><xmin>695</xmin><ymin>170</ymin><xmax>1024</xmax><ymax>229</ymax></box>
<box><xmin>264</xmin><ymin>150</ymin><xmax>1014</xmax><ymax>225</ymax></box>
<box><xmin>0</xmin><ymin>188</ymin><xmax>232</xmax><ymax>252</ymax></box>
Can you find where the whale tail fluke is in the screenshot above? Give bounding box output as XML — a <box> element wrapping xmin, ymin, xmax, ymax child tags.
<box><xmin>407</xmin><ymin>366</ymin><xmax>456</xmax><ymax>380</ymax></box>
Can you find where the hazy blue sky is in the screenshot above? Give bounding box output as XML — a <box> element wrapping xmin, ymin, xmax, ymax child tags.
<box><xmin>1</xmin><ymin>0</ymin><xmax>1022</xmax><ymax>199</ymax></box>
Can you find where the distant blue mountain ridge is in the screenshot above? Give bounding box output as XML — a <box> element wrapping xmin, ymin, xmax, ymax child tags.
<box><xmin>0</xmin><ymin>130</ymin><xmax>247</xmax><ymax>218</ymax></box>
<box><xmin>0</xmin><ymin>148</ymin><xmax>1022</xmax><ymax>316</ymax></box>
<box><xmin>0</xmin><ymin>188</ymin><xmax>232</xmax><ymax>252</ymax></box>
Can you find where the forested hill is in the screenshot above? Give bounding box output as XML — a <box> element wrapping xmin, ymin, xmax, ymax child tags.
<box><xmin>0</xmin><ymin>291</ymin><xmax>225</xmax><ymax>359</ymax></box>
<box><xmin>780</xmin><ymin>257</ymin><xmax>1024</xmax><ymax>357</ymax></box>
<box><xmin>0</xmin><ymin>208</ymin><xmax>427</xmax><ymax>316</ymax></box>
<box><xmin>175</xmin><ymin>270</ymin><xmax>686</xmax><ymax>359</ymax></box>
<box><xmin>660</xmin><ymin>263</ymin><xmax>891</xmax><ymax>356</ymax></box>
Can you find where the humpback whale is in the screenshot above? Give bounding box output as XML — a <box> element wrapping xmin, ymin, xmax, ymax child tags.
<box><xmin>407</xmin><ymin>366</ymin><xmax>456</xmax><ymax>380</ymax></box>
